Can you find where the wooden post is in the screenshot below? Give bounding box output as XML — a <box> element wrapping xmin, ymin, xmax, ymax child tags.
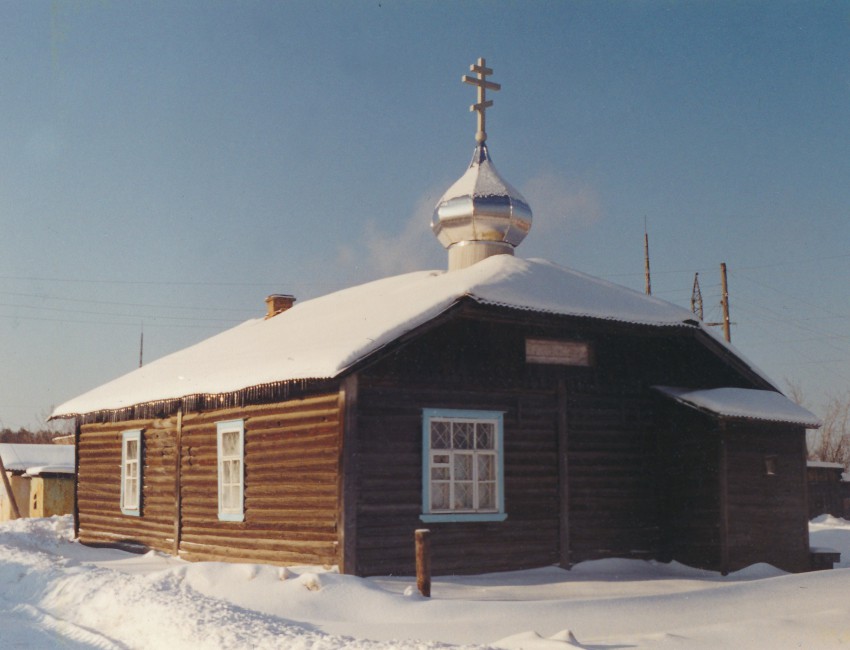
<box><xmin>338</xmin><ymin>374</ymin><xmax>360</xmax><ymax>575</ymax></box>
<box><xmin>720</xmin><ymin>262</ymin><xmax>731</xmax><ymax>343</ymax></box>
<box><xmin>73</xmin><ymin>418</ymin><xmax>81</xmax><ymax>538</ymax></box>
<box><xmin>415</xmin><ymin>528</ymin><xmax>431</xmax><ymax>597</ymax></box>
<box><xmin>173</xmin><ymin>406</ymin><xmax>183</xmax><ymax>556</ymax></box>
<box><xmin>718</xmin><ymin>425</ymin><xmax>730</xmax><ymax>576</ymax></box>
<box><xmin>0</xmin><ymin>449</ymin><xmax>21</xmax><ymax>520</ymax></box>
<box><xmin>557</xmin><ymin>379</ymin><xmax>571</xmax><ymax>568</ymax></box>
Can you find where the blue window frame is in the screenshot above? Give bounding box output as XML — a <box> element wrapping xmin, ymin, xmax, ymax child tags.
<box><xmin>120</xmin><ymin>429</ymin><xmax>142</xmax><ymax>516</ymax></box>
<box><xmin>420</xmin><ymin>408</ymin><xmax>506</xmax><ymax>523</ymax></box>
<box><xmin>217</xmin><ymin>419</ymin><xmax>245</xmax><ymax>522</ymax></box>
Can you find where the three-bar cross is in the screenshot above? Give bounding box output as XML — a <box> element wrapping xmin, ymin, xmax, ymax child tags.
<box><xmin>462</xmin><ymin>57</ymin><xmax>501</xmax><ymax>144</ymax></box>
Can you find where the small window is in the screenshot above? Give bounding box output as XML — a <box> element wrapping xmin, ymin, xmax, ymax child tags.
<box><xmin>217</xmin><ymin>419</ymin><xmax>245</xmax><ymax>522</ymax></box>
<box><xmin>421</xmin><ymin>409</ymin><xmax>506</xmax><ymax>523</ymax></box>
<box><xmin>764</xmin><ymin>455</ymin><xmax>778</xmax><ymax>477</ymax></box>
<box><xmin>120</xmin><ymin>430</ymin><xmax>142</xmax><ymax>516</ymax></box>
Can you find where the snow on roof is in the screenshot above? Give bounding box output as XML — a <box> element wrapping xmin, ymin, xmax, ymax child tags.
<box><xmin>53</xmin><ymin>255</ymin><xmax>706</xmax><ymax>418</ymax></box>
<box><xmin>654</xmin><ymin>386</ymin><xmax>821</xmax><ymax>428</ymax></box>
<box><xmin>0</xmin><ymin>444</ymin><xmax>75</xmax><ymax>475</ymax></box>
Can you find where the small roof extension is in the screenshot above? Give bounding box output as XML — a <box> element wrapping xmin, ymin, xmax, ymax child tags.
<box><xmin>653</xmin><ymin>386</ymin><xmax>821</xmax><ymax>428</ymax></box>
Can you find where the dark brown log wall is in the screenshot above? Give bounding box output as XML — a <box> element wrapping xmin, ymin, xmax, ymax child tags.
<box><xmin>566</xmin><ymin>394</ymin><xmax>662</xmax><ymax>563</ymax></box>
<box><xmin>353</xmin><ymin>381</ymin><xmax>561</xmax><ymax>576</ymax></box>
<box><xmin>350</xmin><ymin>307</ymin><xmax>774</xmax><ymax>576</ymax></box>
<box><xmin>723</xmin><ymin>422</ymin><xmax>809</xmax><ymax>572</ymax></box>
<box><xmin>658</xmin><ymin>410</ymin><xmax>722</xmax><ymax>570</ymax></box>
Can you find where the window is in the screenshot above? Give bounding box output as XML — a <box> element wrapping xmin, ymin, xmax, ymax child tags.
<box><xmin>421</xmin><ymin>409</ymin><xmax>506</xmax><ymax>523</ymax></box>
<box><xmin>764</xmin><ymin>455</ymin><xmax>778</xmax><ymax>477</ymax></box>
<box><xmin>217</xmin><ymin>419</ymin><xmax>245</xmax><ymax>522</ymax></box>
<box><xmin>120</xmin><ymin>430</ymin><xmax>142</xmax><ymax>516</ymax></box>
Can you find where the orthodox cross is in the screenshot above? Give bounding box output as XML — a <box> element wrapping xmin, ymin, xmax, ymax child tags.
<box><xmin>462</xmin><ymin>57</ymin><xmax>501</xmax><ymax>144</ymax></box>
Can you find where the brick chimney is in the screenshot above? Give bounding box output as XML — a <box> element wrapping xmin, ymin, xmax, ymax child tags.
<box><xmin>265</xmin><ymin>294</ymin><xmax>296</xmax><ymax>319</ymax></box>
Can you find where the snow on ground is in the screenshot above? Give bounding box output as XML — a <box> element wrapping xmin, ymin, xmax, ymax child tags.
<box><xmin>1</xmin><ymin>516</ymin><xmax>850</xmax><ymax>649</ymax></box>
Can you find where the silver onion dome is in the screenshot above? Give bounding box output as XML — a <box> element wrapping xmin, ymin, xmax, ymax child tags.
<box><xmin>432</xmin><ymin>143</ymin><xmax>533</xmax><ymax>270</ymax></box>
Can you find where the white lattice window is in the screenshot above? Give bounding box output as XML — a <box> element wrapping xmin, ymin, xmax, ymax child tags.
<box><xmin>421</xmin><ymin>409</ymin><xmax>506</xmax><ymax>523</ymax></box>
<box><xmin>217</xmin><ymin>420</ymin><xmax>245</xmax><ymax>522</ymax></box>
<box><xmin>120</xmin><ymin>430</ymin><xmax>142</xmax><ymax>516</ymax></box>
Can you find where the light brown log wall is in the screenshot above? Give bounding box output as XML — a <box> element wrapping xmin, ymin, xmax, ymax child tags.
<box><xmin>178</xmin><ymin>394</ymin><xmax>342</xmax><ymax>566</ymax></box>
<box><xmin>78</xmin><ymin>417</ymin><xmax>178</xmax><ymax>551</ymax></box>
<box><xmin>78</xmin><ymin>393</ymin><xmax>343</xmax><ymax>567</ymax></box>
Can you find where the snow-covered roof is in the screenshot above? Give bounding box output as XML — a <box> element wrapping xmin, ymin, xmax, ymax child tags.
<box><xmin>654</xmin><ymin>386</ymin><xmax>821</xmax><ymax>428</ymax></box>
<box><xmin>0</xmin><ymin>444</ymin><xmax>75</xmax><ymax>475</ymax></box>
<box><xmin>53</xmin><ymin>255</ymin><xmax>713</xmax><ymax>418</ymax></box>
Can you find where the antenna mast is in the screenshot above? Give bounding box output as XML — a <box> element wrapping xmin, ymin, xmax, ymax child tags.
<box><xmin>690</xmin><ymin>272</ymin><xmax>703</xmax><ymax>320</ymax></box>
<box><xmin>643</xmin><ymin>218</ymin><xmax>651</xmax><ymax>295</ymax></box>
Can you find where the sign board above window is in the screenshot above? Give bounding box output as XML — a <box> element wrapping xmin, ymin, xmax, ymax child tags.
<box><xmin>525</xmin><ymin>338</ymin><xmax>592</xmax><ymax>366</ymax></box>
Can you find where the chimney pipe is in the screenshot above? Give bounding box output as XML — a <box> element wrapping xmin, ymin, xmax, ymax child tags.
<box><xmin>265</xmin><ymin>294</ymin><xmax>295</xmax><ymax>319</ymax></box>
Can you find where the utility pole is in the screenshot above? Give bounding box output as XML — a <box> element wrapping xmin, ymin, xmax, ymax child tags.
<box><xmin>643</xmin><ymin>219</ymin><xmax>652</xmax><ymax>296</ymax></box>
<box><xmin>720</xmin><ymin>262</ymin><xmax>731</xmax><ymax>343</ymax></box>
<box><xmin>139</xmin><ymin>324</ymin><xmax>144</xmax><ymax>368</ymax></box>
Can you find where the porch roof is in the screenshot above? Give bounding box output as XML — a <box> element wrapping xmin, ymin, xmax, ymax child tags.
<box><xmin>653</xmin><ymin>386</ymin><xmax>821</xmax><ymax>428</ymax></box>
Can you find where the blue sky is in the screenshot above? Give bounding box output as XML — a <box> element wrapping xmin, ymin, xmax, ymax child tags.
<box><xmin>1</xmin><ymin>1</ymin><xmax>849</xmax><ymax>428</ymax></box>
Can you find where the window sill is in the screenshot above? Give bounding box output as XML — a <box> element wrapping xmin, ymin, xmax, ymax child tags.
<box><xmin>420</xmin><ymin>513</ymin><xmax>507</xmax><ymax>523</ymax></box>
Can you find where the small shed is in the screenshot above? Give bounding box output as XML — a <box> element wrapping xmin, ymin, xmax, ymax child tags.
<box><xmin>807</xmin><ymin>461</ymin><xmax>848</xmax><ymax>519</ymax></box>
<box><xmin>0</xmin><ymin>443</ymin><xmax>76</xmax><ymax>521</ymax></box>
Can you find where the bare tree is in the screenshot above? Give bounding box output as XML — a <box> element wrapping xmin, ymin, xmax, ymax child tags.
<box><xmin>787</xmin><ymin>379</ymin><xmax>850</xmax><ymax>468</ymax></box>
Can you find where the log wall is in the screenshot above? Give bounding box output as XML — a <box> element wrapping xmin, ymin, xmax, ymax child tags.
<box><xmin>723</xmin><ymin>422</ymin><xmax>810</xmax><ymax>572</ymax></box>
<box><xmin>77</xmin><ymin>394</ymin><xmax>343</xmax><ymax>566</ymax></box>
<box><xmin>351</xmin><ymin>310</ymin><xmax>752</xmax><ymax>576</ymax></box>
<box><xmin>178</xmin><ymin>394</ymin><xmax>342</xmax><ymax>566</ymax></box>
<box><xmin>78</xmin><ymin>416</ymin><xmax>177</xmax><ymax>551</ymax></box>
<box><xmin>659</xmin><ymin>410</ymin><xmax>722</xmax><ymax>569</ymax></box>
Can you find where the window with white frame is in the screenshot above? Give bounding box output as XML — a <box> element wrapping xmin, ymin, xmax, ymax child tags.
<box><xmin>217</xmin><ymin>419</ymin><xmax>245</xmax><ymax>522</ymax></box>
<box><xmin>421</xmin><ymin>409</ymin><xmax>506</xmax><ymax>523</ymax></box>
<box><xmin>120</xmin><ymin>429</ymin><xmax>142</xmax><ymax>516</ymax></box>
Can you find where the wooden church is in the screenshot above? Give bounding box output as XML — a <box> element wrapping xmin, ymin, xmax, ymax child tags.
<box><xmin>53</xmin><ymin>59</ymin><xmax>823</xmax><ymax>576</ymax></box>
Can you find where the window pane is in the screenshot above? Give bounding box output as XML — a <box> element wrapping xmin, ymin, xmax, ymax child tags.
<box><xmin>124</xmin><ymin>478</ymin><xmax>138</xmax><ymax>508</ymax></box>
<box><xmin>478</xmin><ymin>482</ymin><xmax>496</xmax><ymax>510</ymax></box>
<box><xmin>478</xmin><ymin>454</ymin><xmax>495</xmax><ymax>481</ymax></box>
<box><xmin>453</xmin><ymin>422</ymin><xmax>474</xmax><ymax>449</ymax></box>
<box><xmin>431</xmin><ymin>482</ymin><xmax>450</xmax><ymax>510</ymax></box>
<box><xmin>222</xmin><ymin>485</ymin><xmax>236</xmax><ymax>510</ymax></box>
<box><xmin>221</xmin><ymin>459</ymin><xmax>232</xmax><ymax>485</ymax></box>
<box><xmin>454</xmin><ymin>454</ymin><xmax>472</xmax><ymax>480</ymax></box>
<box><xmin>431</xmin><ymin>466</ymin><xmax>450</xmax><ymax>481</ymax></box>
<box><xmin>126</xmin><ymin>439</ymin><xmax>138</xmax><ymax>461</ymax></box>
<box><xmin>476</xmin><ymin>423</ymin><xmax>494</xmax><ymax>450</ymax></box>
<box><xmin>454</xmin><ymin>482</ymin><xmax>473</xmax><ymax>509</ymax></box>
<box><xmin>430</xmin><ymin>421</ymin><xmax>451</xmax><ymax>449</ymax></box>
<box><xmin>221</xmin><ymin>430</ymin><xmax>240</xmax><ymax>456</ymax></box>
<box><xmin>433</xmin><ymin>454</ymin><xmax>450</xmax><ymax>464</ymax></box>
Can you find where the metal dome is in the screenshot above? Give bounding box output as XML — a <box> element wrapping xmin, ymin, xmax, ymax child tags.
<box><xmin>432</xmin><ymin>143</ymin><xmax>533</xmax><ymax>270</ymax></box>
